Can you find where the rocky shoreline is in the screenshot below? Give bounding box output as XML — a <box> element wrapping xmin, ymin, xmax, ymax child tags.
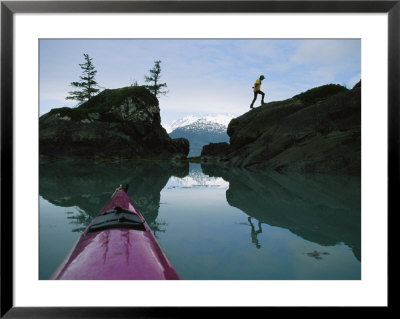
<box><xmin>201</xmin><ymin>82</ymin><xmax>361</xmax><ymax>176</ymax></box>
<box><xmin>40</xmin><ymin>82</ymin><xmax>361</xmax><ymax>176</ymax></box>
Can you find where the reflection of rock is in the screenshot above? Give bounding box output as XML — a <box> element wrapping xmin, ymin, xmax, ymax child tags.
<box><xmin>40</xmin><ymin>159</ymin><xmax>189</xmax><ymax>231</ymax></box>
<box><xmin>201</xmin><ymin>164</ymin><xmax>361</xmax><ymax>261</ymax></box>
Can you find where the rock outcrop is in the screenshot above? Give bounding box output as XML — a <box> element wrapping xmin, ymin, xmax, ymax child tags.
<box><xmin>202</xmin><ymin>82</ymin><xmax>361</xmax><ymax>175</ymax></box>
<box><xmin>200</xmin><ymin>142</ymin><xmax>230</xmax><ymax>158</ymax></box>
<box><xmin>39</xmin><ymin>86</ymin><xmax>189</xmax><ymax>159</ymax></box>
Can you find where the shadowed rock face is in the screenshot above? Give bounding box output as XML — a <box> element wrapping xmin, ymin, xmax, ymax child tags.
<box><xmin>201</xmin><ymin>164</ymin><xmax>361</xmax><ymax>261</ymax></box>
<box><xmin>201</xmin><ymin>142</ymin><xmax>230</xmax><ymax>157</ymax></box>
<box><xmin>203</xmin><ymin>82</ymin><xmax>361</xmax><ymax>176</ymax></box>
<box><xmin>39</xmin><ymin>159</ymin><xmax>189</xmax><ymax>233</ymax></box>
<box><xmin>39</xmin><ymin>86</ymin><xmax>189</xmax><ymax>159</ymax></box>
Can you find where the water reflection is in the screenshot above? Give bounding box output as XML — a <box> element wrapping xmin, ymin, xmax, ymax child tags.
<box><xmin>40</xmin><ymin>160</ymin><xmax>361</xmax><ymax>279</ymax></box>
<box><xmin>248</xmin><ymin>217</ymin><xmax>262</xmax><ymax>249</ymax></box>
<box><xmin>40</xmin><ymin>160</ymin><xmax>361</xmax><ymax>259</ymax></box>
<box><xmin>201</xmin><ymin>164</ymin><xmax>361</xmax><ymax>261</ymax></box>
<box><xmin>39</xmin><ymin>159</ymin><xmax>189</xmax><ymax>234</ymax></box>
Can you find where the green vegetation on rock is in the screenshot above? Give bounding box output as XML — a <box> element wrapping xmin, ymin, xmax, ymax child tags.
<box><xmin>144</xmin><ymin>60</ymin><xmax>168</xmax><ymax>98</ymax></box>
<box><xmin>48</xmin><ymin>86</ymin><xmax>158</xmax><ymax>122</ymax></box>
<box><xmin>66</xmin><ymin>53</ymin><xmax>100</xmax><ymax>103</ymax></box>
<box><xmin>293</xmin><ymin>84</ymin><xmax>348</xmax><ymax>106</ymax></box>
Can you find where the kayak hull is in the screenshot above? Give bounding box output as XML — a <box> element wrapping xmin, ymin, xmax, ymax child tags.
<box><xmin>50</xmin><ymin>188</ymin><xmax>180</xmax><ymax>280</ymax></box>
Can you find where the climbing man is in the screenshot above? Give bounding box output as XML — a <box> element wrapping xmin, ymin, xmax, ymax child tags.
<box><xmin>250</xmin><ymin>75</ymin><xmax>265</xmax><ymax>109</ymax></box>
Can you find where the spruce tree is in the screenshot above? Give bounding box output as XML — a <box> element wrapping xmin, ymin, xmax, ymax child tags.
<box><xmin>144</xmin><ymin>60</ymin><xmax>168</xmax><ymax>98</ymax></box>
<box><xmin>66</xmin><ymin>53</ymin><xmax>100</xmax><ymax>103</ymax></box>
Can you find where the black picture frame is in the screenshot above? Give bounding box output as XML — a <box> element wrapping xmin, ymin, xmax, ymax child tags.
<box><xmin>1</xmin><ymin>0</ymin><xmax>395</xmax><ymax>317</ymax></box>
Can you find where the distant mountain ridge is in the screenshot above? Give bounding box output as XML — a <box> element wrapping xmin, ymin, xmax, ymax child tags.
<box><xmin>168</xmin><ymin>114</ymin><xmax>235</xmax><ymax>157</ymax></box>
<box><xmin>164</xmin><ymin>114</ymin><xmax>235</xmax><ymax>133</ymax></box>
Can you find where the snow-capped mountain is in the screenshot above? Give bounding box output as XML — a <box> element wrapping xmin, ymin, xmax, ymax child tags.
<box><xmin>168</xmin><ymin>114</ymin><xmax>236</xmax><ymax>157</ymax></box>
<box><xmin>164</xmin><ymin>114</ymin><xmax>235</xmax><ymax>133</ymax></box>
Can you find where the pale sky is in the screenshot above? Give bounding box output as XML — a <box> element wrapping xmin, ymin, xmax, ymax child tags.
<box><xmin>39</xmin><ymin>39</ymin><xmax>361</xmax><ymax>126</ymax></box>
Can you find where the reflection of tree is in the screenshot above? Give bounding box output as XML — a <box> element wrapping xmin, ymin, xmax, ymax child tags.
<box><xmin>150</xmin><ymin>220</ymin><xmax>168</xmax><ymax>239</ymax></box>
<box><xmin>66</xmin><ymin>208</ymin><xmax>93</xmax><ymax>233</ymax></box>
<box><xmin>40</xmin><ymin>159</ymin><xmax>188</xmax><ymax>233</ymax></box>
<box><xmin>202</xmin><ymin>164</ymin><xmax>361</xmax><ymax>261</ymax></box>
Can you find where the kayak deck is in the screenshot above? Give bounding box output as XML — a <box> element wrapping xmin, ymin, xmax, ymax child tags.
<box><xmin>50</xmin><ymin>187</ymin><xmax>180</xmax><ymax>280</ymax></box>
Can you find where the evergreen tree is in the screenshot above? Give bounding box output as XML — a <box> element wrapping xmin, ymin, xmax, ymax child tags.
<box><xmin>66</xmin><ymin>53</ymin><xmax>100</xmax><ymax>103</ymax></box>
<box><xmin>144</xmin><ymin>60</ymin><xmax>168</xmax><ymax>98</ymax></box>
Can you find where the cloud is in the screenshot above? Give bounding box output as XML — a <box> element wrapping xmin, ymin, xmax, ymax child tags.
<box><xmin>40</xmin><ymin>39</ymin><xmax>361</xmax><ymax>119</ymax></box>
<box><xmin>346</xmin><ymin>73</ymin><xmax>361</xmax><ymax>88</ymax></box>
<box><xmin>272</xmin><ymin>39</ymin><xmax>360</xmax><ymax>71</ymax></box>
<box><xmin>293</xmin><ymin>40</ymin><xmax>359</xmax><ymax>63</ymax></box>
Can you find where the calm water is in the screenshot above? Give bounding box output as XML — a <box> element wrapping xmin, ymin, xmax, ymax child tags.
<box><xmin>39</xmin><ymin>159</ymin><xmax>361</xmax><ymax>280</ymax></box>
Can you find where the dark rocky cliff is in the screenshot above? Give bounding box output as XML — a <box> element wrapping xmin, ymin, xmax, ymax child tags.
<box><xmin>39</xmin><ymin>86</ymin><xmax>189</xmax><ymax>159</ymax></box>
<box><xmin>202</xmin><ymin>82</ymin><xmax>361</xmax><ymax>175</ymax></box>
